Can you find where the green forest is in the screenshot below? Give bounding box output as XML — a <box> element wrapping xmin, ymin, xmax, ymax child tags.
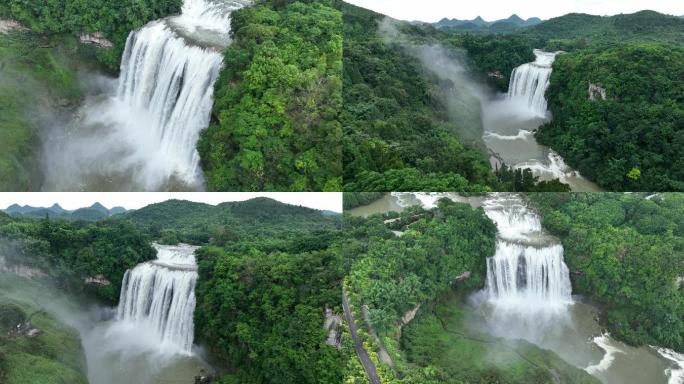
<box><xmin>341</xmin><ymin>193</ymin><xmax>684</xmax><ymax>383</ymax></box>
<box><xmin>0</xmin><ymin>198</ymin><xmax>349</xmax><ymax>383</ymax></box>
<box><xmin>511</xmin><ymin>11</ymin><xmax>684</xmax><ymax>191</ymax></box>
<box><xmin>199</xmin><ymin>0</ymin><xmax>343</xmax><ymax>191</ymax></box>
<box><xmin>0</xmin><ymin>0</ymin><xmax>182</xmax><ymax>70</ymax></box>
<box><xmin>538</xmin><ymin>43</ymin><xmax>684</xmax><ymax>191</ymax></box>
<box><xmin>341</xmin><ymin>197</ymin><xmax>600</xmax><ymax>383</ymax></box>
<box><xmin>341</xmin><ymin>3</ymin><xmax>496</xmax><ymax>192</ymax></box>
<box><xmin>341</xmin><ymin>3</ymin><xmax>588</xmax><ymax>192</ymax></box>
<box><xmin>529</xmin><ymin>193</ymin><xmax>684</xmax><ymax>351</ymax></box>
<box><xmin>0</xmin><ymin>0</ymin><xmax>345</xmax><ymax>191</ymax></box>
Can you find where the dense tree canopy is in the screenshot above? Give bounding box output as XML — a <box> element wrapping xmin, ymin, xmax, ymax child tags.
<box><xmin>0</xmin><ymin>216</ymin><xmax>155</xmax><ymax>302</ymax></box>
<box><xmin>529</xmin><ymin>193</ymin><xmax>684</xmax><ymax>351</ymax></box>
<box><xmin>198</xmin><ymin>0</ymin><xmax>343</xmax><ymax>191</ymax></box>
<box><xmin>0</xmin><ymin>0</ymin><xmax>182</xmax><ymax>70</ymax></box>
<box><xmin>537</xmin><ymin>44</ymin><xmax>684</xmax><ymax>191</ymax></box>
<box><xmin>345</xmin><ymin>198</ymin><xmax>496</xmax><ymax>333</ymax></box>
<box><xmin>341</xmin><ymin>3</ymin><xmax>499</xmax><ymax>192</ymax></box>
<box><xmin>189</xmin><ymin>199</ymin><xmax>345</xmax><ymax>383</ymax></box>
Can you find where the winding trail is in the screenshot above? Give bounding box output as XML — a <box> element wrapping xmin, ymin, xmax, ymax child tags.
<box><xmin>342</xmin><ymin>289</ymin><xmax>381</xmax><ymax>384</ymax></box>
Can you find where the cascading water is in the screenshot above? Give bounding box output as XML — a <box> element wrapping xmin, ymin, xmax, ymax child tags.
<box><xmin>351</xmin><ymin>192</ymin><xmax>679</xmax><ymax>383</ymax></box>
<box><xmin>479</xmin><ymin>193</ymin><xmax>573</xmax><ymax>337</ymax></box>
<box><xmin>507</xmin><ymin>49</ymin><xmax>558</xmax><ymax>117</ymax></box>
<box><xmin>116</xmin><ymin>243</ymin><xmax>198</xmax><ymax>352</ymax></box>
<box><xmin>482</xmin><ymin>50</ymin><xmax>601</xmax><ymax>191</ymax></box>
<box><xmin>42</xmin><ymin>0</ymin><xmax>251</xmax><ymax>191</ymax></box>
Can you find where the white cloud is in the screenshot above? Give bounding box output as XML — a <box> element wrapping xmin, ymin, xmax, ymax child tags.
<box><xmin>0</xmin><ymin>193</ymin><xmax>342</xmax><ymax>213</ymax></box>
<box><xmin>345</xmin><ymin>0</ymin><xmax>684</xmax><ymax>22</ymax></box>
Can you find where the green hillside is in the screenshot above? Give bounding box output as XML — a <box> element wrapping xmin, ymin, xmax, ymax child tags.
<box><xmin>523</xmin><ymin>10</ymin><xmax>684</xmax><ymax>49</ymax></box>
<box><xmin>341</xmin><ymin>3</ymin><xmax>496</xmax><ymax>192</ymax></box>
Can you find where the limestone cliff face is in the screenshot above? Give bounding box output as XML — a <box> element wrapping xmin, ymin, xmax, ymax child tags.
<box><xmin>0</xmin><ymin>19</ymin><xmax>27</xmax><ymax>34</ymax></box>
<box><xmin>588</xmin><ymin>82</ymin><xmax>607</xmax><ymax>101</ymax></box>
<box><xmin>79</xmin><ymin>32</ymin><xmax>113</xmax><ymax>48</ymax></box>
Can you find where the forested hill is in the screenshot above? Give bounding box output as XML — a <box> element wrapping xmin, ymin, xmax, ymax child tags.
<box><xmin>342</xmin><ymin>2</ymin><xmax>496</xmax><ymax>192</ymax></box>
<box><xmin>523</xmin><ymin>10</ymin><xmax>684</xmax><ymax>191</ymax></box>
<box><xmin>123</xmin><ymin>197</ymin><xmax>341</xmax><ymax>244</ymax></box>
<box><xmin>523</xmin><ymin>10</ymin><xmax>684</xmax><ymax>48</ymax></box>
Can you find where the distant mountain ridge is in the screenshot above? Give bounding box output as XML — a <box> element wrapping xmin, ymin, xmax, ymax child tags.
<box><xmin>3</xmin><ymin>202</ymin><xmax>128</xmax><ymax>220</ymax></box>
<box><xmin>434</xmin><ymin>14</ymin><xmax>543</xmax><ymax>31</ymax></box>
<box><xmin>122</xmin><ymin>197</ymin><xmax>341</xmax><ymax>244</ymax></box>
<box><xmin>521</xmin><ymin>10</ymin><xmax>684</xmax><ymax>45</ymax></box>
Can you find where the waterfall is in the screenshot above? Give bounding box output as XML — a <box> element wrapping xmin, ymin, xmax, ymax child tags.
<box><xmin>507</xmin><ymin>49</ymin><xmax>559</xmax><ymax>116</ymax></box>
<box><xmin>42</xmin><ymin>0</ymin><xmax>251</xmax><ymax>191</ymax></box>
<box><xmin>116</xmin><ymin>244</ymin><xmax>198</xmax><ymax>353</ymax></box>
<box><xmin>482</xmin><ymin>193</ymin><xmax>572</xmax><ymax>315</ymax></box>
<box><xmin>114</xmin><ymin>0</ymin><xmax>250</xmax><ymax>189</ymax></box>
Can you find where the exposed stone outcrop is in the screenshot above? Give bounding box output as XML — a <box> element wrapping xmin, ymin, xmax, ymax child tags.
<box><xmin>398</xmin><ymin>304</ymin><xmax>421</xmax><ymax>330</ymax></box>
<box><xmin>324</xmin><ymin>306</ymin><xmax>342</xmax><ymax>348</ymax></box>
<box><xmin>588</xmin><ymin>82</ymin><xmax>607</xmax><ymax>101</ymax></box>
<box><xmin>0</xmin><ymin>255</ymin><xmax>46</xmax><ymax>278</ymax></box>
<box><xmin>456</xmin><ymin>271</ymin><xmax>471</xmax><ymax>281</ymax></box>
<box><xmin>84</xmin><ymin>274</ymin><xmax>111</xmax><ymax>286</ymax></box>
<box><xmin>80</xmin><ymin>32</ymin><xmax>113</xmax><ymax>48</ymax></box>
<box><xmin>0</xmin><ymin>19</ymin><xmax>27</xmax><ymax>34</ymax></box>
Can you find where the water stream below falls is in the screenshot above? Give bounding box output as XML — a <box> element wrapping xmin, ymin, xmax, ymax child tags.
<box><xmin>349</xmin><ymin>193</ymin><xmax>682</xmax><ymax>384</ymax></box>
<box><xmin>0</xmin><ymin>243</ymin><xmax>210</xmax><ymax>384</ymax></box>
<box><xmin>483</xmin><ymin>50</ymin><xmax>601</xmax><ymax>192</ymax></box>
<box><xmin>41</xmin><ymin>0</ymin><xmax>251</xmax><ymax>191</ymax></box>
<box><xmin>85</xmin><ymin>243</ymin><xmax>206</xmax><ymax>384</ymax></box>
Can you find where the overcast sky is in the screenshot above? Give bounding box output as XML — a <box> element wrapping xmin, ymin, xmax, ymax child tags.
<box><xmin>346</xmin><ymin>0</ymin><xmax>684</xmax><ymax>22</ymax></box>
<box><xmin>0</xmin><ymin>193</ymin><xmax>342</xmax><ymax>213</ymax></box>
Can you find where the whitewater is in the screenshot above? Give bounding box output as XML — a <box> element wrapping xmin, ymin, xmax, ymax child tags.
<box><xmin>42</xmin><ymin>0</ymin><xmax>251</xmax><ymax>191</ymax></box>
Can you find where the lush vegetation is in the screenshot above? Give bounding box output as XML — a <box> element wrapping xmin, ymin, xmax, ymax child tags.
<box><xmin>0</xmin><ymin>215</ymin><xmax>155</xmax><ymax>302</ymax></box>
<box><xmin>1</xmin><ymin>198</ymin><xmax>348</xmax><ymax>383</ymax></box>
<box><xmin>529</xmin><ymin>193</ymin><xmax>684</xmax><ymax>351</ymax></box>
<box><xmin>345</xmin><ymin>199</ymin><xmax>496</xmax><ymax>332</ymax></box>
<box><xmin>0</xmin><ymin>32</ymin><xmax>97</xmax><ymax>191</ymax></box>
<box><xmin>342</xmin><ymin>3</ymin><xmax>498</xmax><ymax>192</ymax></box>
<box><xmin>401</xmin><ymin>291</ymin><xmax>600</xmax><ymax>384</ymax></box>
<box><xmin>522</xmin><ymin>11</ymin><xmax>684</xmax><ymax>49</ymax></box>
<box><xmin>198</xmin><ymin>0</ymin><xmax>342</xmax><ymax>191</ymax></box>
<box><xmin>341</xmin><ymin>3</ymin><xmax>575</xmax><ymax>191</ymax></box>
<box><xmin>187</xmin><ymin>198</ymin><xmax>345</xmax><ymax>383</ymax></box>
<box><xmin>0</xmin><ymin>0</ymin><xmax>181</xmax><ymax>70</ymax></box>
<box><xmin>441</xmin><ymin>33</ymin><xmax>535</xmax><ymax>91</ymax></box>
<box><xmin>341</xmin><ymin>197</ymin><xmax>597</xmax><ymax>382</ymax></box>
<box><xmin>123</xmin><ymin>197</ymin><xmax>340</xmax><ymax>246</ymax></box>
<box><xmin>195</xmin><ymin>246</ymin><xmax>345</xmax><ymax>383</ymax></box>
<box><xmin>0</xmin><ymin>291</ymin><xmax>87</xmax><ymax>384</ymax></box>
<box><xmin>537</xmin><ymin>43</ymin><xmax>684</xmax><ymax>191</ymax></box>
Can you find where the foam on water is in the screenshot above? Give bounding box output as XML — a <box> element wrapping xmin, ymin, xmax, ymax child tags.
<box><xmin>586</xmin><ymin>333</ymin><xmax>625</xmax><ymax>374</ymax></box>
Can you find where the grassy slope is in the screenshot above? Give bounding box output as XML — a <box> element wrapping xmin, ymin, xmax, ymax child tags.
<box><xmin>0</xmin><ymin>31</ymin><xmax>99</xmax><ymax>191</ymax></box>
<box><xmin>0</xmin><ymin>293</ymin><xmax>87</xmax><ymax>384</ymax></box>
